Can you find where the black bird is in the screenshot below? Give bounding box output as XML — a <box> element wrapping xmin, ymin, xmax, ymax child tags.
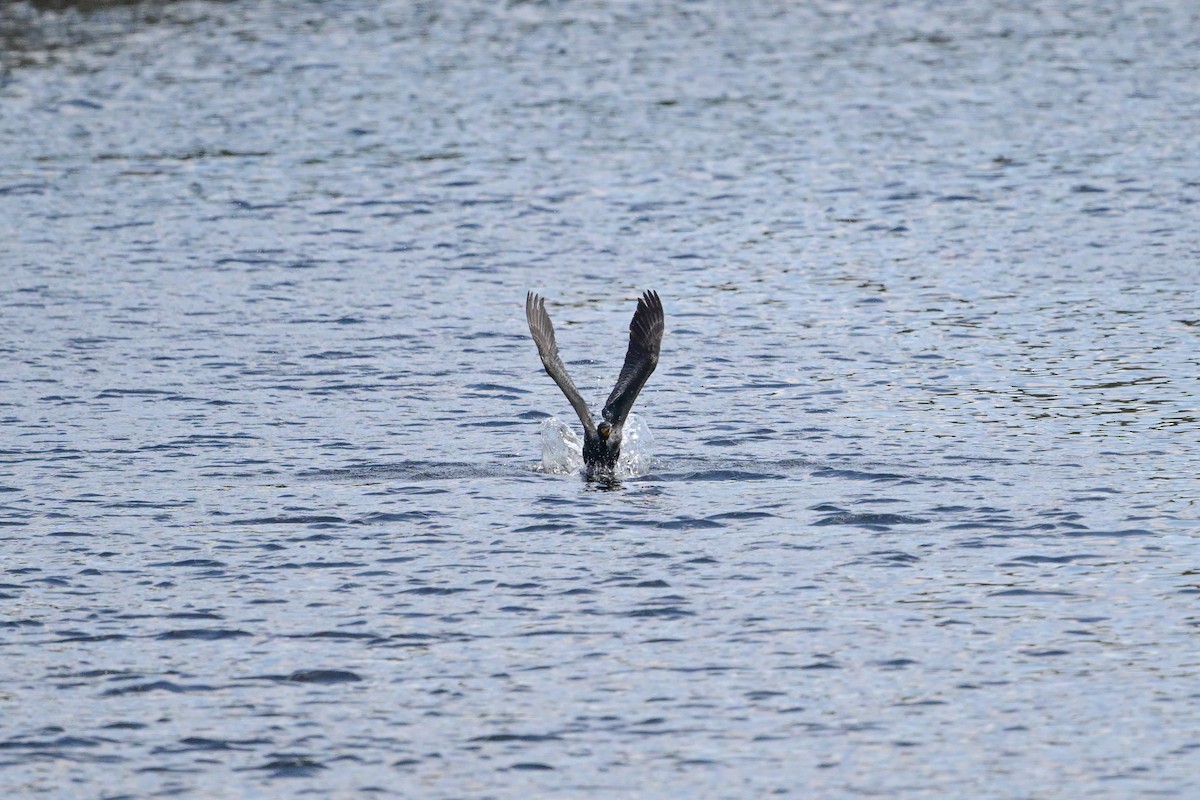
<box><xmin>526</xmin><ymin>290</ymin><xmax>664</xmax><ymax>475</ymax></box>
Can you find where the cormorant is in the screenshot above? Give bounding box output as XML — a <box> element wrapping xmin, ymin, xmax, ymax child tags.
<box><xmin>525</xmin><ymin>290</ymin><xmax>664</xmax><ymax>475</ymax></box>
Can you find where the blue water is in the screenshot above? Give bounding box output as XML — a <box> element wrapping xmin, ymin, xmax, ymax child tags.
<box><xmin>1</xmin><ymin>0</ymin><xmax>1198</xmax><ymax>796</ymax></box>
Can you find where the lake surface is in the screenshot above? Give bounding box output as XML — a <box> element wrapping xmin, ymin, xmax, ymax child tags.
<box><xmin>2</xmin><ymin>0</ymin><xmax>1198</xmax><ymax>796</ymax></box>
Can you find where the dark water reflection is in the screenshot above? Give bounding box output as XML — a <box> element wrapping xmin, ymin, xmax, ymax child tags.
<box><xmin>0</xmin><ymin>0</ymin><xmax>207</xmax><ymax>68</ymax></box>
<box><xmin>1</xmin><ymin>0</ymin><xmax>1199</xmax><ymax>796</ymax></box>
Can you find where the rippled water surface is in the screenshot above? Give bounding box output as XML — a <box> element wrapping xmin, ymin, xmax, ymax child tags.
<box><xmin>2</xmin><ymin>0</ymin><xmax>1199</xmax><ymax>796</ymax></box>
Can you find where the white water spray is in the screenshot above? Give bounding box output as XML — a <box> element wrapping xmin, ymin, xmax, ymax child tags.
<box><xmin>537</xmin><ymin>414</ymin><xmax>654</xmax><ymax>478</ymax></box>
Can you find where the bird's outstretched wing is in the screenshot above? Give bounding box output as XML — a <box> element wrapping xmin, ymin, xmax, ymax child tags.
<box><xmin>602</xmin><ymin>290</ymin><xmax>664</xmax><ymax>426</ymax></box>
<box><xmin>526</xmin><ymin>292</ymin><xmax>596</xmax><ymax>435</ymax></box>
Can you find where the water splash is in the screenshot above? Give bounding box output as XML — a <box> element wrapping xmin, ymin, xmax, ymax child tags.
<box><xmin>616</xmin><ymin>414</ymin><xmax>654</xmax><ymax>478</ymax></box>
<box><xmin>537</xmin><ymin>415</ymin><xmax>654</xmax><ymax>478</ymax></box>
<box><xmin>538</xmin><ymin>417</ymin><xmax>584</xmax><ymax>475</ymax></box>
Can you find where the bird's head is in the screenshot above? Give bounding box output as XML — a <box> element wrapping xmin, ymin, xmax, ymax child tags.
<box><xmin>597</xmin><ymin>421</ymin><xmax>613</xmax><ymax>440</ymax></box>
